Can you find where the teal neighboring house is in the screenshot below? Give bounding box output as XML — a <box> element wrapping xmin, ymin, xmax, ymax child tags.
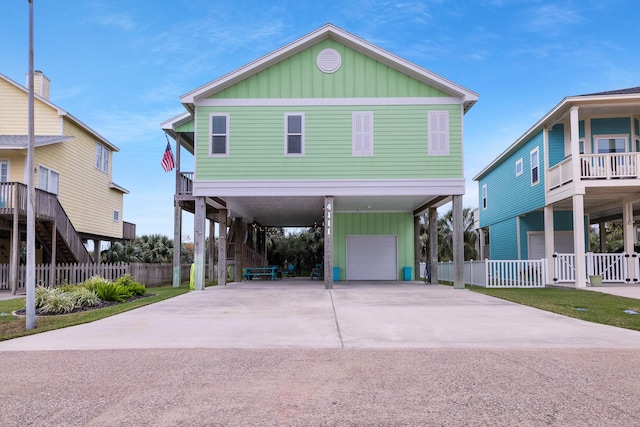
<box><xmin>474</xmin><ymin>87</ymin><xmax>640</xmax><ymax>287</ymax></box>
<box><xmin>162</xmin><ymin>24</ymin><xmax>478</xmax><ymax>289</ymax></box>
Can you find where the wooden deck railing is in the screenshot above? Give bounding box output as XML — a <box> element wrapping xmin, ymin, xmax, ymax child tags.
<box><xmin>178</xmin><ymin>172</ymin><xmax>193</xmax><ymax>195</ymax></box>
<box><xmin>0</xmin><ymin>182</ymin><xmax>91</xmax><ymax>262</ymax></box>
<box><xmin>0</xmin><ymin>262</ymin><xmax>194</xmax><ymax>290</ymax></box>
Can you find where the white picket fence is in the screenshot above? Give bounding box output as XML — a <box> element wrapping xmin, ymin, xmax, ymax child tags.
<box><xmin>436</xmin><ymin>259</ymin><xmax>547</xmax><ymax>288</ymax></box>
<box><xmin>0</xmin><ymin>262</ymin><xmax>193</xmax><ymax>290</ymax></box>
<box><xmin>554</xmin><ymin>252</ymin><xmax>629</xmax><ymax>283</ymax></box>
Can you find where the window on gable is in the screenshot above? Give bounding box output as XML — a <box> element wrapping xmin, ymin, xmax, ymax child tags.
<box><xmin>515</xmin><ymin>158</ymin><xmax>523</xmax><ymax>176</ymax></box>
<box><xmin>482</xmin><ymin>184</ymin><xmax>487</xmax><ymax>209</ymax></box>
<box><xmin>428</xmin><ymin>111</ymin><xmax>449</xmax><ymax>155</ymax></box>
<box><xmin>285</xmin><ymin>113</ymin><xmax>304</xmax><ymax>156</ymax></box>
<box><xmin>38</xmin><ymin>165</ymin><xmax>60</xmax><ymax>195</ymax></box>
<box><xmin>353</xmin><ymin>112</ymin><xmax>374</xmax><ymax>156</ymax></box>
<box><xmin>0</xmin><ymin>160</ymin><xmax>9</xmax><ymax>182</ymax></box>
<box><xmin>530</xmin><ymin>147</ymin><xmax>540</xmax><ymax>185</ymax></box>
<box><xmin>210</xmin><ymin>114</ymin><xmax>229</xmax><ymax>156</ymax></box>
<box><xmin>96</xmin><ymin>143</ymin><xmax>109</xmax><ymax>173</ymax></box>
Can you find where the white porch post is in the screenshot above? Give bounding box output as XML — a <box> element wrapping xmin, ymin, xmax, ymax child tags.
<box><xmin>622</xmin><ymin>198</ymin><xmax>635</xmax><ymax>282</ymax></box>
<box><xmin>569</xmin><ymin>106</ymin><xmax>587</xmax><ymax>288</ymax></box>
<box><xmin>572</xmin><ymin>194</ymin><xmax>587</xmax><ymax>288</ymax></box>
<box><xmin>544</xmin><ymin>205</ymin><xmax>555</xmax><ymax>284</ymax></box>
<box><xmin>452</xmin><ymin>195</ymin><xmax>464</xmax><ymax>289</ymax></box>
<box><xmin>193</xmin><ymin>196</ymin><xmax>206</xmax><ymax>290</ymax></box>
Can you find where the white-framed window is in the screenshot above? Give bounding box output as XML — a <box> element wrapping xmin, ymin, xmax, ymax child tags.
<box><xmin>515</xmin><ymin>158</ymin><xmax>523</xmax><ymax>176</ymax></box>
<box><xmin>285</xmin><ymin>113</ymin><xmax>304</xmax><ymax>156</ymax></box>
<box><xmin>96</xmin><ymin>142</ymin><xmax>109</xmax><ymax>173</ymax></box>
<box><xmin>595</xmin><ymin>135</ymin><xmax>627</xmax><ymax>153</ymax></box>
<box><xmin>530</xmin><ymin>147</ymin><xmax>540</xmax><ymax>185</ymax></box>
<box><xmin>635</xmin><ymin>138</ymin><xmax>640</xmax><ymax>152</ymax></box>
<box><xmin>482</xmin><ymin>184</ymin><xmax>487</xmax><ymax>209</ymax></box>
<box><xmin>428</xmin><ymin>110</ymin><xmax>449</xmax><ymax>155</ymax></box>
<box><xmin>0</xmin><ymin>160</ymin><xmax>9</xmax><ymax>182</ymax></box>
<box><xmin>38</xmin><ymin>165</ymin><xmax>60</xmax><ymax>195</ymax></box>
<box><xmin>113</xmin><ymin>210</ymin><xmax>120</xmax><ymax>222</ymax></box>
<box><xmin>578</xmin><ymin>139</ymin><xmax>585</xmax><ymax>154</ymax></box>
<box><xmin>210</xmin><ymin>113</ymin><xmax>229</xmax><ymax>156</ymax></box>
<box><xmin>353</xmin><ymin>112</ymin><xmax>374</xmax><ymax>156</ymax></box>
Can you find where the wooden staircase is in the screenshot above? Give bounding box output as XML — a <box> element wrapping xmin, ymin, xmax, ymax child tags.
<box><xmin>0</xmin><ymin>182</ymin><xmax>92</xmax><ymax>263</ymax></box>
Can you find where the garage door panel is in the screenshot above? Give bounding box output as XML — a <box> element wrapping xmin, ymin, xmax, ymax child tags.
<box><xmin>347</xmin><ymin>235</ymin><xmax>397</xmax><ymax>280</ymax></box>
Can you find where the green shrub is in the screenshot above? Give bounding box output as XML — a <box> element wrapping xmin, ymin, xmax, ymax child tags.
<box><xmin>115</xmin><ymin>274</ymin><xmax>146</xmax><ymax>296</ymax></box>
<box><xmin>38</xmin><ymin>291</ymin><xmax>75</xmax><ymax>315</ymax></box>
<box><xmin>94</xmin><ymin>282</ymin><xmax>132</xmax><ymax>302</ymax></box>
<box><xmin>68</xmin><ymin>287</ymin><xmax>101</xmax><ymax>307</ymax></box>
<box><xmin>82</xmin><ymin>275</ymin><xmax>111</xmax><ymax>292</ymax></box>
<box><xmin>35</xmin><ymin>285</ymin><xmax>54</xmax><ymax>308</ymax></box>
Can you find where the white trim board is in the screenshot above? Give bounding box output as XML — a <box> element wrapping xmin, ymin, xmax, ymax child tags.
<box><xmin>196</xmin><ymin>97</ymin><xmax>462</xmax><ymax>107</ymax></box>
<box><xmin>193</xmin><ymin>178</ymin><xmax>465</xmax><ymax>197</ymax></box>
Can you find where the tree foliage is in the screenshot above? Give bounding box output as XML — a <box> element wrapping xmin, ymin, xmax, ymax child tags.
<box><xmin>101</xmin><ymin>234</ymin><xmax>193</xmax><ymax>264</ymax></box>
<box><xmin>419</xmin><ymin>207</ymin><xmax>477</xmax><ymax>262</ymax></box>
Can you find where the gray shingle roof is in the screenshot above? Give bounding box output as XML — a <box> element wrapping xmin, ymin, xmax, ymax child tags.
<box><xmin>0</xmin><ymin>135</ymin><xmax>74</xmax><ymax>148</ymax></box>
<box><xmin>578</xmin><ymin>87</ymin><xmax>640</xmax><ymax>96</ymax></box>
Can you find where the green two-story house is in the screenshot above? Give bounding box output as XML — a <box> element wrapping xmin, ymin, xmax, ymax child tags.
<box><xmin>162</xmin><ymin>24</ymin><xmax>478</xmax><ymax>289</ymax></box>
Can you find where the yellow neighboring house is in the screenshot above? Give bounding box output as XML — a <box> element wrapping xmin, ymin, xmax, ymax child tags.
<box><xmin>0</xmin><ymin>71</ymin><xmax>134</xmax><ymax>283</ymax></box>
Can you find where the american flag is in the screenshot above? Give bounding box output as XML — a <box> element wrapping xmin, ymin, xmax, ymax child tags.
<box><xmin>161</xmin><ymin>142</ymin><xmax>175</xmax><ymax>172</ymax></box>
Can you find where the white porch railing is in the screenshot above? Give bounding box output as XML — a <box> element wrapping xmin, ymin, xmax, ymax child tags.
<box><xmin>548</xmin><ymin>153</ymin><xmax>640</xmax><ymax>190</ymax></box>
<box><xmin>554</xmin><ymin>252</ymin><xmax>629</xmax><ymax>283</ymax></box>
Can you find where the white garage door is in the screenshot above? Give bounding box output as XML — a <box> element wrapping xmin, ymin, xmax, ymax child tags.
<box><xmin>347</xmin><ymin>235</ymin><xmax>397</xmax><ymax>280</ymax></box>
<box><xmin>528</xmin><ymin>232</ymin><xmax>574</xmax><ymax>260</ymax></box>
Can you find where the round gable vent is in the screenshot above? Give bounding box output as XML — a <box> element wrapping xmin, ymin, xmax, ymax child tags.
<box><xmin>316</xmin><ymin>48</ymin><xmax>342</xmax><ymax>73</ymax></box>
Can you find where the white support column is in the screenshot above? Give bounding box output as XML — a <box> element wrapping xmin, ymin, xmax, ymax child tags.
<box><xmin>193</xmin><ymin>196</ymin><xmax>206</xmax><ymax>290</ymax></box>
<box><xmin>622</xmin><ymin>199</ymin><xmax>635</xmax><ymax>282</ymax></box>
<box><xmin>218</xmin><ymin>210</ymin><xmax>227</xmax><ymax>287</ymax></box>
<box><xmin>573</xmin><ymin>194</ymin><xmax>587</xmax><ymax>288</ymax></box>
<box><xmin>429</xmin><ymin>207</ymin><xmax>438</xmax><ymax>284</ymax></box>
<box><xmin>452</xmin><ymin>195</ymin><xmax>465</xmax><ymax>289</ymax></box>
<box><xmin>569</xmin><ymin>107</ymin><xmax>581</xmax><ymax>182</ymax></box>
<box><xmin>324</xmin><ymin>196</ymin><xmax>334</xmax><ymax>289</ymax></box>
<box><xmin>544</xmin><ymin>205</ymin><xmax>555</xmax><ymax>284</ymax></box>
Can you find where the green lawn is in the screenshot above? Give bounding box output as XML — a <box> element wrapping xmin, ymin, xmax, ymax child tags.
<box><xmin>471</xmin><ymin>286</ymin><xmax>640</xmax><ymax>331</ymax></box>
<box><xmin>0</xmin><ymin>284</ymin><xmax>191</xmax><ymax>341</ymax></box>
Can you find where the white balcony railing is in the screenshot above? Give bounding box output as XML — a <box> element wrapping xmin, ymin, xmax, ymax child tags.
<box><xmin>548</xmin><ymin>153</ymin><xmax>640</xmax><ymax>190</ymax></box>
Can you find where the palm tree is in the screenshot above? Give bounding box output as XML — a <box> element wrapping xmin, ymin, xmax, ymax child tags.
<box><xmin>419</xmin><ymin>207</ymin><xmax>477</xmax><ymax>262</ymax></box>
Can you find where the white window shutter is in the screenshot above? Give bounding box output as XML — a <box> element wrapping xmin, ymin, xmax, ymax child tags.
<box><xmin>353</xmin><ymin>112</ymin><xmax>373</xmax><ymax>156</ymax></box>
<box><xmin>428</xmin><ymin>111</ymin><xmax>449</xmax><ymax>155</ymax></box>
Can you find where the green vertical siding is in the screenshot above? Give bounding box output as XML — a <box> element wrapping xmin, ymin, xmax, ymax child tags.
<box><xmin>196</xmin><ymin>104</ymin><xmax>462</xmax><ymax>179</ymax></box>
<box><xmin>333</xmin><ymin>212</ymin><xmax>414</xmax><ymax>280</ymax></box>
<box><xmin>212</xmin><ymin>39</ymin><xmax>450</xmax><ymax>99</ymax></box>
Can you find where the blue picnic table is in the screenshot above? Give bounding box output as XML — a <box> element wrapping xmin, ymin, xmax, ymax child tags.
<box><xmin>243</xmin><ymin>266</ymin><xmax>278</xmax><ymax>281</ymax></box>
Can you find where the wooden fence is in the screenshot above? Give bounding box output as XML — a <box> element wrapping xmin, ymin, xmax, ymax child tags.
<box><xmin>0</xmin><ymin>263</ymin><xmax>194</xmax><ymax>291</ymax></box>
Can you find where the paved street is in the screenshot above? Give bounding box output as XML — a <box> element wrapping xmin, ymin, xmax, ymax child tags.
<box><xmin>2</xmin><ymin>282</ymin><xmax>640</xmax><ymax>425</ymax></box>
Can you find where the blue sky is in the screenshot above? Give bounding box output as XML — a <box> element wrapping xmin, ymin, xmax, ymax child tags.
<box><xmin>2</xmin><ymin>0</ymin><xmax>639</xmax><ymax>239</ymax></box>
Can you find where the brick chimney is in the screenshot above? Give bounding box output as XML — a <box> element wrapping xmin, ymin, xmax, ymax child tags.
<box><xmin>26</xmin><ymin>70</ymin><xmax>50</xmax><ymax>100</ymax></box>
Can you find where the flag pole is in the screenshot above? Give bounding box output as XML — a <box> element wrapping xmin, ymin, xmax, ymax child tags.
<box><xmin>26</xmin><ymin>0</ymin><xmax>36</xmax><ymax>329</ymax></box>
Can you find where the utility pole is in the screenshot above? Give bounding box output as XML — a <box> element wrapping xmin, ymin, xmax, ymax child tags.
<box><xmin>26</xmin><ymin>0</ymin><xmax>36</xmax><ymax>330</ymax></box>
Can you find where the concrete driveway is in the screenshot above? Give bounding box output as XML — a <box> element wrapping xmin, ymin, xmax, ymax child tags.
<box><xmin>2</xmin><ymin>281</ymin><xmax>640</xmax><ymax>351</ymax></box>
